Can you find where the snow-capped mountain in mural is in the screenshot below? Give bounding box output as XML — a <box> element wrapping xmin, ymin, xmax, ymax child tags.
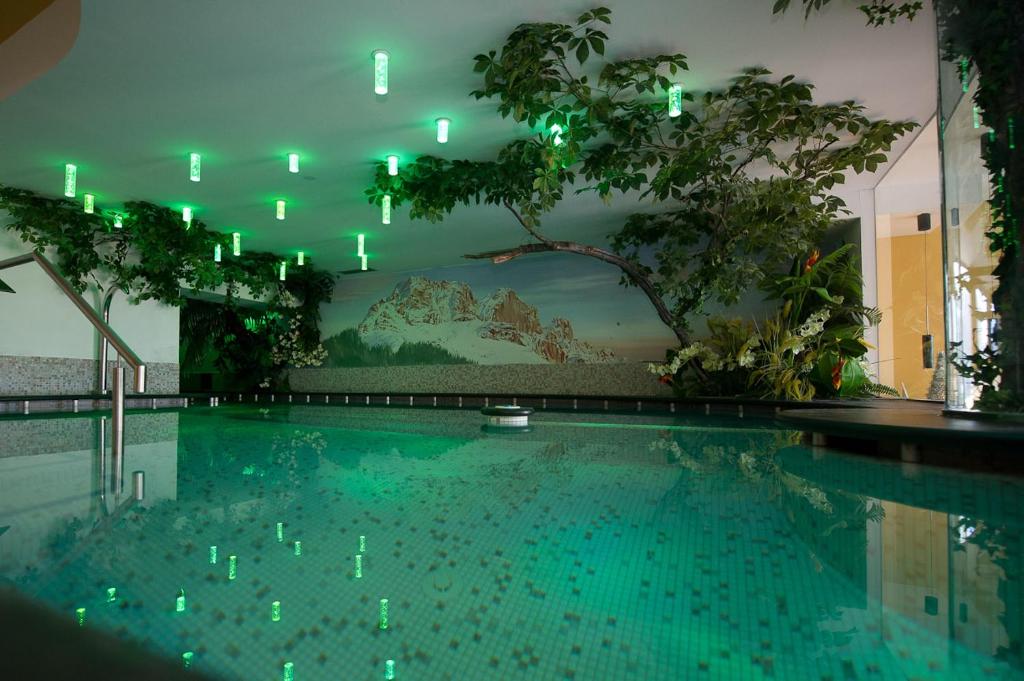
<box><xmin>357</xmin><ymin>276</ymin><xmax>615</xmax><ymax>364</ymax></box>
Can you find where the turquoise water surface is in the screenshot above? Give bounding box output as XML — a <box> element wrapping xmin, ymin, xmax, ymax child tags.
<box><xmin>0</xmin><ymin>405</ymin><xmax>1021</xmax><ymax>680</ymax></box>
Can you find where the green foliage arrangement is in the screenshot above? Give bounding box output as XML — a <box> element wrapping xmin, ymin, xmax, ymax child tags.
<box><xmin>773</xmin><ymin>1</ymin><xmax>1024</xmax><ymax>407</ymax></box>
<box><xmin>321</xmin><ymin>328</ymin><xmax>473</xmax><ymax>367</ymax></box>
<box><xmin>366</xmin><ymin>7</ymin><xmax>915</xmax><ymax>346</ymax></box>
<box><xmin>0</xmin><ymin>186</ymin><xmax>334</xmax><ymax>386</ymax></box>
<box><xmin>651</xmin><ymin>245</ymin><xmax>895</xmax><ymax>400</ymax></box>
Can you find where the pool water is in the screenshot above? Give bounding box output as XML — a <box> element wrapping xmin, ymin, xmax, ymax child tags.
<box><xmin>0</xmin><ymin>405</ymin><xmax>1021</xmax><ymax>680</ymax></box>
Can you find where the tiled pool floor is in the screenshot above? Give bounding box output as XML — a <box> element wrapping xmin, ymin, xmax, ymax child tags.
<box><xmin>1</xmin><ymin>406</ymin><xmax>1021</xmax><ymax>680</ymax></box>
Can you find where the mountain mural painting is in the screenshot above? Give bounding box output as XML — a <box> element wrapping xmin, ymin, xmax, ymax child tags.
<box><xmin>323</xmin><ymin>276</ymin><xmax>615</xmax><ymax>367</ymax></box>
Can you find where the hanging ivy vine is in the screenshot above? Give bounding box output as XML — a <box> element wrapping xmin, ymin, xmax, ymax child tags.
<box><xmin>0</xmin><ymin>185</ymin><xmax>335</xmax><ymax>386</ymax></box>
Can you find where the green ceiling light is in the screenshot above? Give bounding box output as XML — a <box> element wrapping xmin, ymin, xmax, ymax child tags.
<box><xmin>83</xmin><ymin>194</ymin><xmax>95</xmax><ymax>214</ymax></box>
<box><xmin>288</xmin><ymin>153</ymin><xmax>299</xmax><ymax>173</ymax></box>
<box><xmin>550</xmin><ymin>124</ymin><xmax>564</xmax><ymax>146</ymax></box>
<box><xmin>297</xmin><ymin>251</ymin><xmax>305</xmax><ymax>266</ymax></box>
<box><xmin>373</xmin><ymin>49</ymin><xmax>389</xmax><ymax>95</ymax></box>
<box><xmin>189</xmin><ymin>153</ymin><xmax>201</xmax><ymax>182</ymax></box>
<box><xmin>387</xmin><ymin>154</ymin><xmax>399</xmax><ymax>176</ymax></box>
<box><xmin>232</xmin><ymin>232</ymin><xmax>241</xmax><ymax>256</ymax></box>
<box><xmin>668</xmin><ymin>83</ymin><xmax>683</xmax><ymax>118</ymax></box>
<box><xmin>382</xmin><ymin>195</ymin><xmax>391</xmax><ymax>224</ymax></box>
<box><xmin>357</xmin><ymin>233</ymin><xmax>365</xmax><ymax>256</ymax></box>
<box><xmin>182</xmin><ymin>206</ymin><xmax>192</xmax><ymax>224</ymax></box>
<box><xmin>64</xmin><ymin>164</ymin><xmax>77</xmax><ymax>197</ymax></box>
<box><xmin>113</xmin><ymin>214</ymin><xmax>123</xmax><ymax>229</ymax></box>
<box><xmin>361</xmin><ymin>254</ymin><xmax>368</xmax><ymax>271</ymax></box>
<box><xmin>436</xmin><ymin>117</ymin><xmax>450</xmax><ymax>144</ymax></box>
<box><xmin>214</xmin><ymin>244</ymin><xmax>222</xmax><ymax>262</ymax></box>
<box><xmin>279</xmin><ymin>261</ymin><xmax>287</xmax><ymax>281</ymax></box>
<box><xmin>276</xmin><ymin>199</ymin><xmax>286</xmax><ymax>220</ymax></box>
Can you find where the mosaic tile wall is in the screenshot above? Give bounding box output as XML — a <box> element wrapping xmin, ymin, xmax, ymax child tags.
<box><xmin>287</xmin><ymin>363</ymin><xmax>674</xmax><ymax>398</ymax></box>
<box><xmin>0</xmin><ymin>355</ymin><xmax>180</xmax><ymax>396</ymax></box>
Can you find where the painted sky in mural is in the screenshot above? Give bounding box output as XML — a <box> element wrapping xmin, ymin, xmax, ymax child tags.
<box><xmin>320</xmin><ymin>252</ymin><xmax>678</xmax><ymax>366</ymax></box>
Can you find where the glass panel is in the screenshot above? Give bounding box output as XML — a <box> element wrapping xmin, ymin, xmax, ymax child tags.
<box><xmin>940</xmin><ymin>69</ymin><xmax>999</xmax><ymax>411</ymax></box>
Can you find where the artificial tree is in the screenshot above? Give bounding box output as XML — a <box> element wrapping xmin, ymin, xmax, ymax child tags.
<box><xmin>0</xmin><ymin>186</ymin><xmax>333</xmax><ymax>386</ymax></box>
<box><xmin>773</xmin><ymin>2</ymin><xmax>1023</xmax><ymax>406</ymax></box>
<box><xmin>367</xmin><ymin>7</ymin><xmax>915</xmax><ymax>347</ymax></box>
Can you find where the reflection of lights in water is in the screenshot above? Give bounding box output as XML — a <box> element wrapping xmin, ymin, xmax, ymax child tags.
<box><xmin>228</xmin><ymin>555</ymin><xmax>237</xmax><ymax>580</ymax></box>
<box><xmin>379</xmin><ymin>598</ymin><xmax>389</xmax><ymax>629</ymax></box>
<box><xmin>272</xmin><ymin>600</ymin><xmax>281</xmax><ymax>622</ymax></box>
<box><xmin>385</xmin><ymin>660</ymin><xmax>395</xmax><ymax>680</ymax></box>
<box><xmin>209</xmin><ymin>546</ymin><xmax>217</xmax><ymax>564</ymax></box>
<box><xmin>106</xmin><ymin>587</ymin><xmax>117</xmax><ymax>602</ymax></box>
<box><xmin>176</xmin><ymin>588</ymin><xmax>186</xmax><ymax>612</ymax></box>
<box><xmin>359</xmin><ymin>535</ymin><xmax>366</xmax><ymax>553</ymax></box>
<box><xmin>76</xmin><ymin>607</ymin><xmax>85</xmax><ymax>626</ymax></box>
<box><xmin>283</xmin><ymin>661</ymin><xmax>294</xmax><ymax>681</ymax></box>
<box><xmin>355</xmin><ymin>554</ymin><xmax>363</xmax><ymax>578</ymax></box>
<box><xmin>294</xmin><ymin>541</ymin><xmax>302</xmax><ymax>556</ymax></box>
<box><xmin>277</xmin><ymin>522</ymin><xmax>284</xmax><ymax>542</ymax></box>
<box><xmin>182</xmin><ymin>652</ymin><xmax>194</xmax><ymax>669</ymax></box>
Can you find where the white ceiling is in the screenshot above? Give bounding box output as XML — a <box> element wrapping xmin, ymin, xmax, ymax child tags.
<box><xmin>0</xmin><ymin>0</ymin><xmax>938</xmax><ymax>274</ymax></box>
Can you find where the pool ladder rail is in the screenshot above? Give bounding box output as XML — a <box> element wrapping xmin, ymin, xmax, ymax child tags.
<box><xmin>0</xmin><ymin>251</ymin><xmax>146</xmax><ymax>462</ymax></box>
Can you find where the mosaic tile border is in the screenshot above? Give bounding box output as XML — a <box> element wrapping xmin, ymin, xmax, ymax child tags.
<box><xmin>0</xmin><ymin>355</ymin><xmax>180</xmax><ymax>396</ymax></box>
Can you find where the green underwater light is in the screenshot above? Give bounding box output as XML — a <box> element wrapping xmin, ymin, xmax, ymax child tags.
<box><xmin>272</xmin><ymin>600</ymin><xmax>281</xmax><ymax>622</ymax></box>
<box><xmin>379</xmin><ymin>598</ymin><xmax>389</xmax><ymax>629</ymax></box>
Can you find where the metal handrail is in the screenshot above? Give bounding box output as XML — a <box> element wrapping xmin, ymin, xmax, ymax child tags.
<box><xmin>0</xmin><ymin>251</ymin><xmax>146</xmax><ymax>392</ymax></box>
<box><xmin>0</xmin><ymin>251</ymin><xmax>147</xmax><ymax>462</ymax></box>
<box><xmin>99</xmin><ymin>286</ymin><xmax>118</xmax><ymax>394</ymax></box>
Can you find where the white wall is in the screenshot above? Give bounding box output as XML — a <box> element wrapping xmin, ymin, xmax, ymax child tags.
<box><xmin>0</xmin><ymin>219</ymin><xmax>179</xmax><ymax>365</ymax></box>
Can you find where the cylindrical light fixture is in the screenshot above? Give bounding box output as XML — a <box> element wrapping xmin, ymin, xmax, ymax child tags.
<box><xmin>373</xmin><ymin>49</ymin><xmax>389</xmax><ymax>95</ymax></box>
<box><xmin>279</xmin><ymin>261</ymin><xmax>287</xmax><ymax>281</ymax></box>
<box><xmin>550</xmin><ymin>124</ymin><xmax>564</xmax><ymax>146</ymax></box>
<box><xmin>113</xmin><ymin>214</ymin><xmax>123</xmax><ymax>229</ymax></box>
<box><xmin>360</xmin><ymin>254</ymin><xmax>368</xmax><ymax>271</ymax></box>
<box><xmin>182</xmin><ymin>206</ymin><xmax>192</xmax><ymax>223</ymax></box>
<box><xmin>668</xmin><ymin>84</ymin><xmax>683</xmax><ymax>118</ymax></box>
<box><xmin>276</xmin><ymin>200</ymin><xmax>286</xmax><ymax>220</ymax></box>
<box><xmin>83</xmin><ymin>194</ymin><xmax>95</xmax><ymax>214</ymax></box>
<box><xmin>382</xmin><ymin>195</ymin><xmax>391</xmax><ymax>224</ymax></box>
<box><xmin>64</xmin><ymin>164</ymin><xmax>77</xmax><ymax>197</ymax></box>
<box><xmin>288</xmin><ymin>153</ymin><xmax>299</xmax><ymax>173</ymax></box>
<box><xmin>297</xmin><ymin>251</ymin><xmax>305</xmax><ymax>266</ymax></box>
<box><xmin>386</xmin><ymin>155</ymin><xmax>398</xmax><ymax>176</ymax></box>
<box><xmin>214</xmin><ymin>244</ymin><xmax>222</xmax><ymax>262</ymax></box>
<box><xmin>436</xmin><ymin>117</ymin><xmax>450</xmax><ymax>144</ymax></box>
<box><xmin>357</xmin><ymin>233</ymin><xmax>365</xmax><ymax>257</ymax></box>
<box><xmin>189</xmin><ymin>153</ymin><xmax>201</xmax><ymax>182</ymax></box>
<box><xmin>232</xmin><ymin>232</ymin><xmax>241</xmax><ymax>256</ymax></box>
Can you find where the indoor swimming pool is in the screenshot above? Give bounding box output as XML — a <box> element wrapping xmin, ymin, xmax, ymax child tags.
<box><xmin>0</xmin><ymin>405</ymin><xmax>1021</xmax><ymax>680</ymax></box>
